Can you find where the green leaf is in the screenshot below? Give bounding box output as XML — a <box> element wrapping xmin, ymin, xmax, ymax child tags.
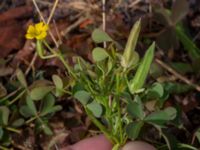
<box><xmin>121</xmin><ymin>19</ymin><xmax>141</xmax><ymax>68</ymax></box>
<box><xmin>92</xmin><ymin>29</ymin><xmax>113</xmax><ymax>43</ymax></box>
<box><xmin>55</xmin><ymin>88</ymin><xmax>64</xmax><ymax>97</ymax></box>
<box><xmin>177</xmin><ymin>143</ymin><xmax>198</xmax><ymax>150</ymax></box>
<box><xmin>74</xmin><ymin>90</ymin><xmax>91</xmax><ymax>105</ymax></box>
<box><xmin>129</xmin><ymin>42</ymin><xmax>155</xmax><ymax>93</ymax></box>
<box><xmin>38</xmin><ymin>120</ymin><xmax>53</xmax><ymax>136</ymax></box>
<box><xmin>12</xmin><ymin>118</ymin><xmax>25</xmax><ymax>127</ymax></box>
<box><xmin>41</xmin><ymin>93</ymin><xmax>55</xmax><ymax>115</ymax></box>
<box><xmin>144</xmin><ymin>107</ymin><xmax>177</xmax><ymax>125</ymax></box>
<box><xmin>30</xmin><ymin>80</ymin><xmax>52</xmax><ymax>87</ymax></box>
<box><xmin>0</xmin><ymin>127</ymin><xmax>3</xmax><ymax>140</ymax></box>
<box><xmin>121</xmin><ymin>51</ymin><xmax>139</xmax><ymax>69</ymax></box>
<box><xmin>126</xmin><ymin>121</ymin><xmax>144</xmax><ymax>140</ymax></box>
<box><xmin>44</xmin><ymin>105</ymin><xmax>62</xmax><ymax>114</ymax></box>
<box><xmin>147</xmin><ymin>82</ymin><xmax>164</xmax><ymax>98</ymax></box>
<box><xmin>19</xmin><ymin>105</ymin><xmax>34</xmax><ymax>118</ymax></box>
<box><xmin>127</xmin><ymin>95</ymin><xmax>144</xmax><ymax>119</ymax></box>
<box><xmin>26</xmin><ymin>96</ymin><xmax>37</xmax><ymax>115</ymax></box>
<box><xmin>161</xmin><ymin>129</ymin><xmax>179</xmax><ymax>150</ymax></box>
<box><xmin>195</xmin><ymin>128</ymin><xmax>200</xmax><ymax>144</ymax></box>
<box><xmin>107</xmin><ymin>58</ymin><xmax>113</xmax><ymax>74</ymax></box>
<box><xmin>92</xmin><ymin>47</ymin><xmax>109</xmax><ymax>62</ymax></box>
<box><xmin>120</xmin><ymin>92</ymin><xmax>132</xmax><ymax>103</ymax></box>
<box><xmin>176</xmin><ymin>25</ymin><xmax>200</xmax><ymax>62</ymax></box>
<box><xmin>149</xmin><ymin>62</ymin><xmax>163</xmax><ymax>78</ymax></box>
<box><xmin>170</xmin><ymin>62</ymin><xmax>193</xmax><ymax>74</ymax></box>
<box><xmin>52</xmin><ymin>75</ymin><xmax>64</xmax><ymax>97</ymax></box>
<box><xmin>0</xmin><ymin>106</ymin><xmax>10</xmax><ymax>125</ymax></box>
<box><xmin>87</xmin><ymin>101</ymin><xmax>103</xmax><ymax>118</ymax></box>
<box><xmin>156</xmin><ymin>27</ymin><xmax>178</xmax><ymax>51</ymax></box>
<box><xmin>163</xmin><ymin>82</ymin><xmax>192</xmax><ymax>94</ymax></box>
<box><xmin>171</xmin><ymin>0</ymin><xmax>189</xmax><ymax>25</ymax></box>
<box><xmin>43</xmin><ymin>124</ymin><xmax>53</xmax><ymax>135</ymax></box>
<box><xmin>30</xmin><ymin>86</ymin><xmax>54</xmax><ymax>101</ymax></box>
<box><xmin>16</xmin><ymin>69</ymin><xmax>27</xmax><ymax>88</ymax></box>
<box><xmin>0</xmin><ymin>131</ymin><xmax>11</xmax><ymax>146</ymax></box>
<box><xmin>164</xmin><ymin>107</ymin><xmax>177</xmax><ymax>119</ymax></box>
<box><xmin>72</xmin><ymin>83</ymin><xmax>85</xmax><ymax>95</ymax></box>
<box><xmin>154</xmin><ymin>7</ymin><xmax>172</xmax><ymax>26</ymax></box>
<box><xmin>52</xmin><ymin>74</ymin><xmax>63</xmax><ymax>89</ymax></box>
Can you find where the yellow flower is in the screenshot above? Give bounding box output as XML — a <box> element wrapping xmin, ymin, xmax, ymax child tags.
<box><xmin>26</xmin><ymin>22</ymin><xmax>49</xmax><ymax>40</ymax></box>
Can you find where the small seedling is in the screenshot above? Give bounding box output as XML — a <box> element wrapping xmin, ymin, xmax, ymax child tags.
<box><xmin>24</xmin><ymin>19</ymin><xmax>180</xmax><ymax>150</ymax></box>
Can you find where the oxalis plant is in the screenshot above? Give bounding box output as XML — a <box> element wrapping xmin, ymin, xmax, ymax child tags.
<box><xmin>25</xmin><ymin>20</ymin><xmax>178</xmax><ymax>150</ymax></box>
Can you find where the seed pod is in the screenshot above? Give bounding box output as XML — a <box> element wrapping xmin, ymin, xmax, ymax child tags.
<box><xmin>129</xmin><ymin>42</ymin><xmax>155</xmax><ymax>94</ymax></box>
<box><xmin>121</xmin><ymin>19</ymin><xmax>141</xmax><ymax>69</ymax></box>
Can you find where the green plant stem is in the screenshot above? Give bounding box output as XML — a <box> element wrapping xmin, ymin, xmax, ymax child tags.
<box><xmin>47</xmin><ymin>0</ymin><xmax>59</xmax><ymax>24</ymax></box>
<box><xmin>85</xmin><ymin>107</ymin><xmax>118</xmax><ymax>144</ymax></box>
<box><xmin>25</xmin><ymin>116</ymin><xmax>37</xmax><ymax>124</ymax></box>
<box><xmin>8</xmin><ymin>90</ymin><xmax>26</xmax><ymax>105</ymax></box>
<box><xmin>61</xmin><ymin>88</ymin><xmax>72</xmax><ymax>95</ymax></box>
<box><xmin>25</xmin><ymin>114</ymin><xmax>44</xmax><ymax>126</ymax></box>
<box><xmin>116</xmin><ymin>95</ymin><xmax>123</xmax><ymax>143</ymax></box>
<box><xmin>40</xmin><ymin>54</ymin><xmax>57</xmax><ymax>59</ymax></box>
<box><xmin>6</xmin><ymin>127</ymin><xmax>21</xmax><ymax>134</ymax></box>
<box><xmin>115</xmin><ymin>72</ymin><xmax>128</xmax><ymax>146</ymax></box>
<box><xmin>103</xmin><ymin>96</ymin><xmax>112</xmax><ymax>126</ymax></box>
<box><xmin>112</xmin><ymin>144</ymin><xmax>120</xmax><ymax>150</ymax></box>
<box><xmin>42</xmin><ymin>41</ymin><xmax>77</xmax><ymax>79</ymax></box>
<box><xmin>0</xmin><ymin>88</ymin><xmax>22</xmax><ymax>103</ymax></box>
<box><xmin>57</xmin><ymin>52</ymin><xmax>77</xmax><ymax>79</ymax></box>
<box><xmin>115</xmin><ymin>73</ymin><xmax>123</xmax><ymax>144</ymax></box>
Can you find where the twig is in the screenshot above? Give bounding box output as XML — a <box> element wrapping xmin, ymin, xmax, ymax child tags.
<box><xmin>47</xmin><ymin>132</ymin><xmax>69</xmax><ymax>150</ymax></box>
<box><xmin>102</xmin><ymin>0</ymin><xmax>106</xmax><ymax>48</ymax></box>
<box><xmin>32</xmin><ymin>0</ymin><xmax>59</xmax><ymax>47</ymax></box>
<box><xmin>193</xmin><ymin>31</ymin><xmax>200</xmax><ymax>42</ymax></box>
<box><xmin>155</xmin><ymin>58</ymin><xmax>200</xmax><ymax>92</ymax></box>
<box><xmin>25</xmin><ymin>52</ymin><xmax>37</xmax><ymax>75</ymax></box>
<box><xmin>113</xmin><ymin>0</ymin><xmax>123</xmax><ymax>9</ymax></box>
<box><xmin>47</xmin><ymin>0</ymin><xmax>59</xmax><ymax>24</ymax></box>
<box><xmin>53</xmin><ymin>20</ymin><xmax>62</xmax><ymax>45</ymax></box>
<box><xmin>32</xmin><ymin>0</ymin><xmax>46</xmax><ymax>22</ymax></box>
<box><xmin>49</xmin><ymin>30</ymin><xmax>59</xmax><ymax>48</ymax></box>
<box><xmin>54</xmin><ymin>144</ymin><xmax>59</xmax><ymax>150</ymax></box>
<box><xmin>61</xmin><ymin>17</ymin><xmax>88</xmax><ymax>36</ymax></box>
<box><xmin>0</xmin><ymin>87</ymin><xmax>22</xmax><ymax>103</ymax></box>
<box><xmin>143</xmin><ymin>28</ymin><xmax>167</xmax><ymax>38</ymax></box>
<box><xmin>11</xmin><ymin>142</ymin><xmax>29</xmax><ymax>150</ymax></box>
<box><xmin>129</xmin><ymin>0</ymin><xmax>141</xmax><ymax>8</ymax></box>
<box><xmin>47</xmin><ymin>0</ymin><xmax>60</xmax><ymax>47</ymax></box>
<box><xmin>33</xmin><ymin>0</ymin><xmax>98</xmax><ymax>12</ymax></box>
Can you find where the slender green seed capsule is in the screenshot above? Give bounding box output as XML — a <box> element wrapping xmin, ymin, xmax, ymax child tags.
<box><xmin>129</xmin><ymin>42</ymin><xmax>155</xmax><ymax>94</ymax></box>
<box><xmin>121</xmin><ymin>19</ymin><xmax>141</xmax><ymax>69</ymax></box>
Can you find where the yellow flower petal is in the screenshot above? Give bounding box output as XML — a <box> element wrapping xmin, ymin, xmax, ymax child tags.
<box><xmin>42</xmin><ymin>24</ymin><xmax>49</xmax><ymax>31</ymax></box>
<box><xmin>25</xmin><ymin>33</ymin><xmax>35</xmax><ymax>39</ymax></box>
<box><xmin>26</xmin><ymin>22</ymin><xmax>48</xmax><ymax>40</ymax></box>
<box><xmin>36</xmin><ymin>32</ymin><xmax>47</xmax><ymax>40</ymax></box>
<box><xmin>35</xmin><ymin>22</ymin><xmax>48</xmax><ymax>31</ymax></box>
<box><xmin>27</xmin><ymin>25</ymin><xmax>36</xmax><ymax>34</ymax></box>
<box><xmin>35</xmin><ymin>22</ymin><xmax>44</xmax><ymax>30</ymax></box>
